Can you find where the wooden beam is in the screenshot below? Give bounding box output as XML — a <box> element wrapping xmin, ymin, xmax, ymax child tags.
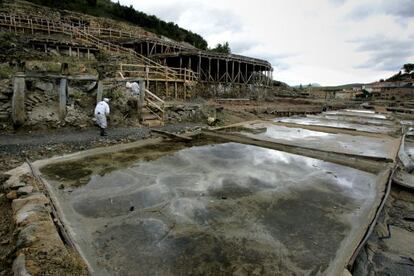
<box><xmin>231</xmin><ymin>61</ymin><xmax>235</xmax><ymax>83</ymax></box>
<box><xmin>208</xmin><ymin>58</ymin><xmax>211</xmax><ymax>82</ymax></box>
<box><xmin>217</xmin><ymin>59</ymin><xmax>220</xmax><ymax>82</ymax></box>
<box><xmin>150</xmin><ymin>128</ymin><xmax>192</xmax><ymax>142</ymax></box>
<box><xmin>226</xmin><ymin>60</ymin><xmax>229</xmax><ymax>82</ymax></box>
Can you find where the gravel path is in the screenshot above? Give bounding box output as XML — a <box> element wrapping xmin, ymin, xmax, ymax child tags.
<box><xmin>0</xmin><ymin>123</ymin><xmax>204</xmax><ymax>154</ymax></box>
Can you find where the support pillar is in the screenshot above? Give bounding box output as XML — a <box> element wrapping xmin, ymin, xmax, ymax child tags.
<box><xmin>138</xmin><ymin>80</ymin><xmax>146</xmax><ymax>123</ymax></box>
<box><xmin>59</xmin><ymin>78</ymin><xmax>68</xmax><ymax>120</ymax></box>
<box><xmin>226</xmin><ymin>60</ymin><xmax>229</xmax><ymax>82</ymax></box>
<box><xmin>208</xmin><ymin>58</ymin><xmax>211</xmax><ymax>82</ymax></box>
<box><xmin>12</xmin><ymin>73</ymin><xmax>26</xmax><ymax>126</ymax></box>
<box><xmin>96</xmin><ymin>81</ymin><xmax>103</xmax><ymax>103</ymax></box>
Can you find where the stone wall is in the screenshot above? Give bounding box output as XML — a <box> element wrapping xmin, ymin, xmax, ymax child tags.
<box><xmin>3</xmin><ymin>166</ymin><xmax>88</xmax><ymax>275</ymax></box>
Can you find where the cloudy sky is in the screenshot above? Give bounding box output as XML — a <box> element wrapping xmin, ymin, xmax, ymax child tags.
<box><xmin>118</xmin><ymin>0</ymin><xmax>414</xmax><ymax>86</ymax></box>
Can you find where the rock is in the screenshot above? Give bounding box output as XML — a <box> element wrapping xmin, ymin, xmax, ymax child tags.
<box><xmin>85</xmin><ymin>81</ymin><xmax>97</xmax><ymax>92</ymax></box>
<box><xmin>34</xmin><ymin>81</ymin><xmax>54</xmax><ymax>93</ymax></box>
<box><xmin>6</xmin><ymin>190</ymin><xmax>17</xmax><ymax>200</ymax></box>
<box><xmin>17</xmin><ymin>186</ymin><xmax>34</xmax><ymax>196</ymax></box>
<box><xmin>16</xmin><ymin>224</ymin><xmax>39</xmax><ymax>249</ymax></box>
<box><xmin>207</xmin><ymin>117</ymin><xmax>219</xmax><ymax>126</ymax></box>
<box><xmin>233</xmin><ymin>267</ymin><xmax>248</xmax><ymax>276</ymax></box>
<box><xmin>0</xmin><ymin>239</ymin><xmax>9</xmax><ymax>245</ymax></box>
<box><xmin>12</xmin><ymin>254</ymin><xmax>30</xmax><ymax>276</ymax></box>
<box><xmin>50</xmin><ymin>49</ymin><xmax>61</xmax><ymax>57</ymax></box>
<box><xmin>11</xmin><ymin>182</ymin><xmax>26</xmax><ymax>190</ymax></box>
<box><xmin>12</xmin><ymin>193</ymin><xmax>49</xmax><ymax>214</ymax></box>
<box><xmin>15</xmin><ymin>203</ymin><xmax>50</xmax><ymax>227</ymax></box>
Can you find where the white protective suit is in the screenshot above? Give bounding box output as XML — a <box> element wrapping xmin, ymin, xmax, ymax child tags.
<box><xmin>126</xmin><ymin>81</ymin><xmax>140</xmax><ymax>96</ymax></box>
<box><xmin>94</xmin><ymin>100</ymin><xmax>110</xmax><ymax>129</ymax></box>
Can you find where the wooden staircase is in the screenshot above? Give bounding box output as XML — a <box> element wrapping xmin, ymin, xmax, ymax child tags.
<box><xmin>142</xmin><ymin>88</ymin><xmax>165</xmax><ymax>127</ymax></box>
<box><xmin>0</xmin><ymin>13</ymin><xmax>187</xmax><ymax>82</ymax></box>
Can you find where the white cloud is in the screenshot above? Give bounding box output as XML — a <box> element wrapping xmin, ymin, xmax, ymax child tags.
<box><xmin>119</xmin><ymin>0</ymin><xmax>414</xmax><ymax>86</ymax></box>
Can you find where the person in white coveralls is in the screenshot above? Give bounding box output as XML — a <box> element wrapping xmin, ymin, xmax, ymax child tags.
<box><xmin>94</xmin><ymin>98</ymin><xmax>110</xmax><ymax>136</ymax></box>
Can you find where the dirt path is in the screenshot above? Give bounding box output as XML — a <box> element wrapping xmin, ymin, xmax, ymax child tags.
<box><xmin>0</xmin><ymin>124</ymin><xmax>203</xmax><ymax>172</ymax></box>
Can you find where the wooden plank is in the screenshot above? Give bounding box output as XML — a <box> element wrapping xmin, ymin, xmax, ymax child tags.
<box><xmin>150</xmin><ymin>129</ymin><xmax>192</xmax><ymax>141</ymax></box>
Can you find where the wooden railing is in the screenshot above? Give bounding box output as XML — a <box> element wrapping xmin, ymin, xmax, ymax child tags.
<box><xmin>79</xmin><ymin>26</ymin><xmax>191</xmax><ymax>47</ymax></box>
<box><xmin>170</xmin><ymin>67</ymin><xmax>199</xmax><ymax>82</ymax></box>
<box><xmin>145</xmin><ymin>88</ymin><xmax>165</xmax><ymax>121</ymax></box>
<box><xmin>119</xmin><ymin>64</ymin><xmax>199</xmax><ymax>82</ymax></box>
<box><xmin>0</xmin><ymin>13</ymin><xmax>186</xmax><ymax>82</ymax></box>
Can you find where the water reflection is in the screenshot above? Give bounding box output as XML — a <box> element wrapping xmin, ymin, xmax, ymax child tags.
<box><xmin>238</xmin><ymin>123</ymin><xmax>393</xmax><ymax>158</ymax></box>
<box><xmin>274</xmin><ymin>117</ymin><xmax>393</xmax><ymax>133</ymax></box>
<box><xmin>42</xmin><ymin>142</ymin><xmax>379</xmax><ymax>275</ymax></box>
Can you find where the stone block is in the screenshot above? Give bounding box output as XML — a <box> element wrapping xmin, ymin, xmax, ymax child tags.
<box><xmin>15</xmin><ymin>203</ymin><xmax>50</xmax><ymax>227</ymax></box>
<box><xmin>12</xmin><ymin>254</ymin><xmax>30</xmax><ymax>276</ymax></box>
<box><xmin>17</xmin><ymin>186</ymin><xmax>34</xmax><ymax>196</ymax></box>
<box><xmin>12</xmin><ymin>193</ymin><xmax>49</xmax><ymax>214</ymax></box>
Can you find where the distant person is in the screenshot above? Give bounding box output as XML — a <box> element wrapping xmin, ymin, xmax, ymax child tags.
<box><xmin>94</xmin><ymin>98</ymin><xmax>110</xmax><ymax>136</ymax></box>
<box><xmin>126</xmin><ymin>81</ymin><xmax>140</xmax><ymax>96</ymax></box>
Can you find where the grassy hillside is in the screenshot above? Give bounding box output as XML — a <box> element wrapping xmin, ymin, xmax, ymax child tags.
<box><xmin>26</xmin><ymin>0</ymin><xmax>208</xmax><ymax>50</ymax></box>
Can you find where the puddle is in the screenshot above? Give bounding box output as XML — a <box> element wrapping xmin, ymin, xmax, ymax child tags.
<box><xmin>41</xmin><ymin>141</ymin><xmax>381</xmax><ymax>275</ymax></box>
<box><xmin>309</xmin><ymin>114</ymin><xmax>395</xmax><ymax>126</ymax></box>
<box><xmin>325</xmin><ymin>110</ymin><xmax>388</xmax><ymax>120</ymax></box>
<box><xmin>233</xmin><ymin>123</ymin><xmax>397</xmax><ymax>159</ymax></box>
<box><xmin>275</xmin><ymin>117</ymin><xmax>397</xmax><ymax>134</ymax></box>
<box><xmin>41</xmin><ymin>137</ymin><xmax>223</xmax><ymax>189</ymax></box>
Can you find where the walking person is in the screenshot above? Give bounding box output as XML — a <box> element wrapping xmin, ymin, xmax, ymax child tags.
<box><xmin>94</xmin><ymin>98</ymin><xmax>110</xmax><ymax>136</ymax></box>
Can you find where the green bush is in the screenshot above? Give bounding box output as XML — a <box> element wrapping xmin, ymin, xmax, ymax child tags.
<box><xmin>0</xmin><ymin>64</ymin><xmax>14</xmax><ymax>79</ymax></box>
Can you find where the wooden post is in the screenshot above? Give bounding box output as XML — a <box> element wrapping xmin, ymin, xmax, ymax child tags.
<box><xmin>238</xmin><ymin>62</ymin><xmax>241</xmax><ymax>83</ymax></box>
<box><xmin>245</xmin><ymin>63</ymin><xmax>248</xmax><ymax>84</ymax></box>
<box><xmin>96</xmin><ymin>81</ymin><xmax>103</xmax><ymax>103</ymax></box>
<box><xmin>217</xmin><ymin>59</ymin><xmax>220</xmax><ymax>82</ymax></box>
<box><xmin>138</xmin><ymin>80</ymin><xmax>145</xmax><ymax>123</ymax></box>
<box><xmin>226</xmin><ymin>60</ymin><xmax>229</xmax><ymax>82</ymax></box>
<box><xmin>208</xmin><ymin>58</ymin><xmax>211</xmax><ymax>82</ymax></box>
<box><xmin>198</xmin><ymin>54</ymin><xmax>201</xmax><ymax>77</ymax></box>
<box><xmin>174</xmin><ymin>82</ymin><xmax>178</xmax><ymax>99</ymax></box>
<box><xmin>12</xmin><ymin>73</ymin><xmax>26</xmax><ymax>126</ymax></box>
<box><xmin>231</xmin><ymin>61</ymin><xmax>235</xmax><ymax>83</ymax></box>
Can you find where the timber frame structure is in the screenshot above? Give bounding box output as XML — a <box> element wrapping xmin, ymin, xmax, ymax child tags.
<box><xmin>0</xmin><ymin>4</ymin><xmax>274</xmax><ymax>99</ymax></box>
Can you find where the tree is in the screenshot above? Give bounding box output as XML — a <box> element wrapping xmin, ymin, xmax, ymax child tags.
<box><xmin>86</xmin><ymin>0</ymin><xmax>97</xmax><ymax>6</ymax></box>
<box><xmin>402</xmin><ymin>63</ymin><xmax>414</xmax><ymax>74</ymax></box>
<box><xmin>210</xmin><ymin>42</ymin><xmax>231</xmax><ymax>54</ymax></box>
